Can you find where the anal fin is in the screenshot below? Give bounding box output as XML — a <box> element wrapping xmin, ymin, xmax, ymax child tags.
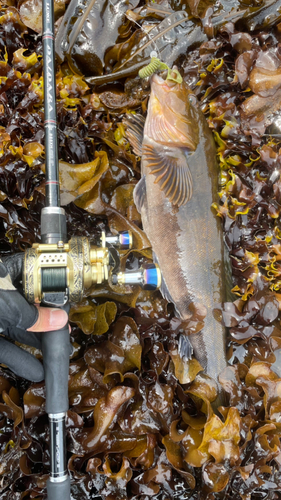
<box><xmin>153</xmin><ymin>252</ymin><xmax>193</xmax><ymax>361</ymax></box>
<box><xmin>178</xmin><ymin>334</ymin><xmax>193</xmax><ymax>361</ymax></box>
<box><xmin>153</xmin><ymin>252</ymin><xmax>175</xmax><ymax>306</ymax></box>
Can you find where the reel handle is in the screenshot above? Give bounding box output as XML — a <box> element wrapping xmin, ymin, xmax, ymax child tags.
<box><xmin>112</xmin><ymin>263</ymin><xmax>161</xmax><ymax>290</ymax></box>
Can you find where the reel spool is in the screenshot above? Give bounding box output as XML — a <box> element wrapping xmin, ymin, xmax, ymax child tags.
<box><xmin>23</xmin><ymin>231</ymin><xmax>161</xmax><ymax>305</ymax></box>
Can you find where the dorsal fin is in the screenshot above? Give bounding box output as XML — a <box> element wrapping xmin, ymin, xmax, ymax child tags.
<box><xmin>153</xmin><ymin>251</ymin><xmax>175</xmax><ymax>306</ymax></box>
<box><xmin>133</xmin><ymin>176</ymin><xmax>147</xmax><ymax>213</ymax></box>
<box><xmin>123</xmin><ymin>113</ymin><xmax>145</xmax><ymax>157</ymax></box>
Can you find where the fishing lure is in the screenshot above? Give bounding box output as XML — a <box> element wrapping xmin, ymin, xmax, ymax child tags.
<box><xmin>139</xmin><ymin>57</ymin><xmax>183</xmax><ymax>83</ymax></box>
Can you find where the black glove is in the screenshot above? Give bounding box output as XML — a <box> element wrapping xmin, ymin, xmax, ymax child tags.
<box><xmin>0</xmin><ymin>254</ymin><xmax>68</xmax><ymax>382</ymax></box>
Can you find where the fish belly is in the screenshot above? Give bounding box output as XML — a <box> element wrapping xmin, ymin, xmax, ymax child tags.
<box><xmin>141</xmin><ymin>130</ymin><xmax>227</xmax><ymax>382</ymax></box>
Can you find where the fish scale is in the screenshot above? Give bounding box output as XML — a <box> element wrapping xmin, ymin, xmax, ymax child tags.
<box><xmin>143</xmin><ymin>142</ymin><xmax>227</xmax><ymax>382</ymax></box>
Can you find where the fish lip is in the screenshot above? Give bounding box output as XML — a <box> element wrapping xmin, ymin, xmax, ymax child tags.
<box><xmin>151</xmin><ymin>72</ymin><xmax>180</xmax><ymax>90</ymax></box>
<box><xmin>151</xmin><ymin>73</ymin><xmax>165</xmax><ymax>85</ymax></box>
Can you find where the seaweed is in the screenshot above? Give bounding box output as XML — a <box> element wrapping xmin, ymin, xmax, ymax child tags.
<box><xmin>55</xmin><ymin>0</ymin><xmax>140</xmax><ymax>77</ymax></box>
<box><xmin>2</xmin><ymin>0</ymin><xmax>281</xmax><ymax>499</ymax></box>
<box><xmin>86</xmin><ymin>11</ymin><xmax>207</xmax><ymax>86</ymax></box>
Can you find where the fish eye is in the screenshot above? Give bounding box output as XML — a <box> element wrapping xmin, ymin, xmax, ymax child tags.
<box><xmin>188</xmin><ymin>95</ymin><xmax>197</xmax><ymax>106</ymax></box>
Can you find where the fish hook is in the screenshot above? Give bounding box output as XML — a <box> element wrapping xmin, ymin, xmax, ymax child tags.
<box><xmin>138</xmin><ymin>57</ymin><xmax>183</xmax><ymax>84</ymax></box>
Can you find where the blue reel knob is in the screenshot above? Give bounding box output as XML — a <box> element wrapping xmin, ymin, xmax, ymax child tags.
<box><xmin>112</xmin><ymin>263</ymin><xmax>161</xmax><ymax>290</ymax></box>
<box><xmin>101</xmin><ymin>230</ymin><xmax>132</xmax><ymax>249</ymax></box>
<box><xmin>118</xmin><ymin>231</ymin><xmax>133</xmax><ymax>250</ymax></box>
<box><xmin>142</xmin><ymin>263</ymin><xmax>161</xmax><ymax>291</ymax></box>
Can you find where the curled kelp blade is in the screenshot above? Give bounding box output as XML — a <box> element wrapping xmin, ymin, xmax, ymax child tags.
<box><xmin>55</xmin><ymin>0</ymin><xmax>139</xmax><ymax>77</ymax></box>
<box><xmin>127</xmin><ymin>2</ymin><xmax>174</xmax><ymax>22</ymax></box>
<box><xmin>85</xmin><ymin>11</ymin><xmax>207</xmax><ymax>86</ymax></box>
<box><xmin>248</xmin><ymin>50</ymin><xmax>281</xmax><ymax>98</ymax></box>
<box><xmin>206</xmin><ymin>0</ymin><xmax>281</xmax><ymax>33</ymax></box>
<box><xmin>20</xmin><ymin>0</ymin><xmax>66</xmax><ymax>33</ymax></box>
<box><xmin>241</xmin><ymin>51</ymin><xmax>281</xmax><ymax>132</ymax></box>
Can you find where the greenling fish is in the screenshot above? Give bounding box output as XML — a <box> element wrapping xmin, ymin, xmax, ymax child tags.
<box><xmin>124</xmin><ymin>67</ymin><xmax>227</xmax><ymax>384</ymax></box>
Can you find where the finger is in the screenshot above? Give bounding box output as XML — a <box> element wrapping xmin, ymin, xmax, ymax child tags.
<box><xmin>0</xmin><ymin>289</ymin><xmax>38</xmax><ymax>333</ymax></box>
<box><xmin>0</xmin><ymin>337</ymin><xmax>44</xmax><ymax>382</ymax></box>
<box><xmin>5</xmin><ymin>327</ymin><xmax>42</xmax><ymax>349</ymax></box>
<box><xmin>27</xmin><ymin>306</ymin><xmax>68</xmax><ymax>333</ymax></box>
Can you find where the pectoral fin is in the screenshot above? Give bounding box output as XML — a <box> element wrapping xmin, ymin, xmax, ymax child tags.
<box><xmin>143</xmin><ymin>144</ymin><xmax>193</xmax><ymax>208</ymax></box>
<box><xmin>133</xmin><ymin>176</ymin><xmax>147</xmax><ymax>213</ymax></box>
<box><xmin>123</xmin><ymin>114</ymin><xmax>145</xmax><ymax>156</ymax></box>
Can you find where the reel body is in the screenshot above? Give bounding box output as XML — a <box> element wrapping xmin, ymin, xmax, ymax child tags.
<box><xmin>23</xmin><ymin>231</ymin><xmax>161</xmax><ymax>306</ymax></box>
<box><xmin>23</xmin><ymin>236</ymin><xmax>109</xmax><ymax>305</ymax></box>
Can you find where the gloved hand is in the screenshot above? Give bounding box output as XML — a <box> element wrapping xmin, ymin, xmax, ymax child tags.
<box><xmin>0</xmin><ymin>253</ymin><xmax>68</xmax><ymax>382</ymax></box>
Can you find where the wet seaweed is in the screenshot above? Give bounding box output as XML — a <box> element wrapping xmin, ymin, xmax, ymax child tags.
<box><xmin>2</xmin><ymin>0</ymin><xmax>281</xmax><ymax>499</ymax></box>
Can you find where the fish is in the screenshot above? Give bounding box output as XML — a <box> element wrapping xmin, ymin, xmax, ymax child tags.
<box><xmin>124</xmin><ymin>71</ymin><xmax>227</xmax><ymax>385</ymax></box>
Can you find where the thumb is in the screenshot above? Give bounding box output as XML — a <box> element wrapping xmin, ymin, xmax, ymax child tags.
<box><xmin>27</xmin><ymin>305</ymin><xmax>68</xmax><ymax>332</ymax></box>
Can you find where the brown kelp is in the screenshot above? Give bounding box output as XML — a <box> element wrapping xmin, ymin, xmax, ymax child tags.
<box><xmin>85</xmin><ymin>11</ymin><xmax>207</xmax><ymax>86</ymax></box>
<box><xmin>55</xmin><ymin>1</ymin><xmax>207</xmax><ymax>85</ymax></box>
<box><xmin>56</xmin><ymin>0</ymin><xmax>281</xmax><ymax>87</ymax></box>
<box><xmin>1</xmin><ymin>0</ymin><xmax>281</xmax><ymax>499</ymax></box>
<box><xmin>19</xmin><ymin>0</ymin><xmax>66</xmax><ymax>33</ymax></box>
<box><xmin>55</xmin><ymin>0</ymin><xmax>140</xmax><ymax>77</ymax></box>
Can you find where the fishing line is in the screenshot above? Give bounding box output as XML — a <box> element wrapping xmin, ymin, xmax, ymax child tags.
<box><xmin>107</xmin><ymin>0</ymin><xmax>161</xmax><ymax>60</ymax></box>
<box><xmin>126</xmin><ymin>13</ymin><xmax>160</xmax><ymax>60</ymax></box>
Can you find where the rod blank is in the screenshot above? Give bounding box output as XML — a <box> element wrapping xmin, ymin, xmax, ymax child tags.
<box><xmin>42</xmin><ymin>0</ymin><xmax>60</xmax><ymax>207</ymax></box>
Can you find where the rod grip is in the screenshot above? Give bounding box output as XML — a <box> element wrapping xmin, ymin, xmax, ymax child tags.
<box><xmin>47</xmin><ymin>477</ymin><xmax>71</xmax><ymax>499</ymax></box>
<box><xmin>42</xmin><ymin>324</ymin><xmax>70</xmax><ymax>414</ymax></box>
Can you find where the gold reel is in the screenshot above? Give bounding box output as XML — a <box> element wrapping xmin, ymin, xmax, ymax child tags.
<box><xmin>23</xmin><ymin>236</ymin><xmax>109</xmax><ymax>304</ymax></box>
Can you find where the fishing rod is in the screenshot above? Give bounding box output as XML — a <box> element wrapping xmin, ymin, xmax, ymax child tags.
<box><xmin>21</xmin><ymin>0</ymin><xmax>161</xmax><ymax>497</ymax></box>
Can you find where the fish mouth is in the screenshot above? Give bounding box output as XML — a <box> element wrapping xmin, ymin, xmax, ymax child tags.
<box><xmin>151</xmin><ymin>73</ymin><xmax>166</xmax><ymax>85</ymax></box>
<box><xmin>151</xmin><ymin>73</ymin><xmax>179</xmax><ymax>89</ymax></box>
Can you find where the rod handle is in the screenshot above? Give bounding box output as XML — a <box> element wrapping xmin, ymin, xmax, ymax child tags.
<box><xmin>41</xmin><ymin>322</ymin><xmax>70</xmax><ymax>414</ymax></box>
<box><xmin>47</xmin><ymin>477</ymin><xmax>71</xmax><ymax>499</ymax></box>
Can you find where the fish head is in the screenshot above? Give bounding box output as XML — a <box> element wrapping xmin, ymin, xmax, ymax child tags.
<box><xmin>144</xmin><ymin>72</ymin><xmax>200</xmax><ymax>151</ymax></box>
